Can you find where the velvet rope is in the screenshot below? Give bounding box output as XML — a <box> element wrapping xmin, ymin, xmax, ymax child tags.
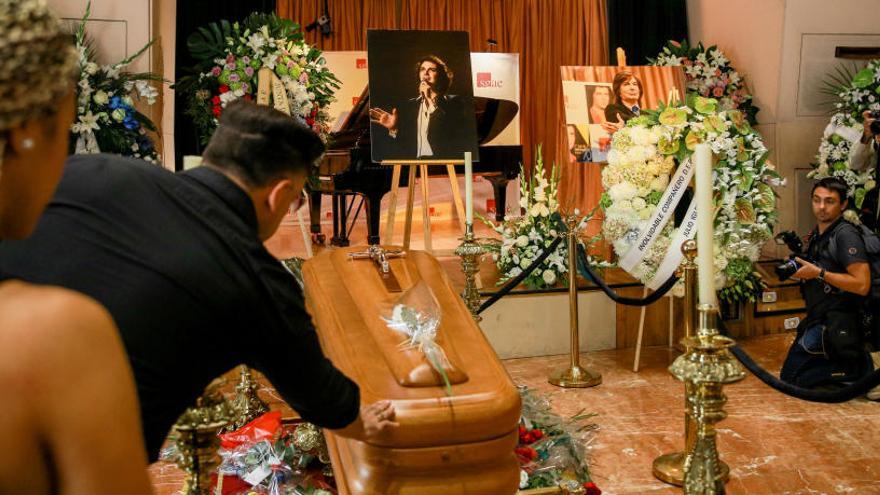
<box><xmin>476</xmin><ymin>236</ymin><xmax>565</xmax><ymax>315</ymax></box>
<box><xmin>575</xmin><ymin>244</ymin><xmax>679</xmax><ymax>306</ymax></box>
<box><xmin>716</xmin><ymin>319</ymin><xmax>880</xmax><ymax>403</ymax></box>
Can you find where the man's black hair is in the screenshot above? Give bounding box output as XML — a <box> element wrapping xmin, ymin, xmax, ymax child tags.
<box><xmin>203</xmin><ymin>100</ymin><xmax>325</xmax><ymax>187</ymax></box>
<box><xmin>812</xmin><ymin>177</ymin><xmax>849</xmax><ymax>203</ymax></box>
<box><xmin>415</xmin><ymin>55</ymin><xmax>452</xmax><ymax>95</ymax></box>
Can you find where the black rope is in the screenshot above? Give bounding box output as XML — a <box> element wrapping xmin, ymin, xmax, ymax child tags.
<box><xmin>477</xmin><ymin>236</ymin><xmax>565</xmax><ymax>314</ymax></box>
<box><xmin>717</xmin><ymin>319</ymin><xmax>880</xmax><ymax>403</ymax></box>
<box><xmin>575</xmin><ymin>244</ymin><xmax>679</xmax><ymax>306</ymax></box>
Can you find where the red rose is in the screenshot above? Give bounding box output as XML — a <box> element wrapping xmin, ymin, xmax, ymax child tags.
<box><xmin>212</xmin><ymin>95</ymin><xmax>221</xmax><ymax>105</ymax></box>
<box><xmin>219</xmin><ymin>84</ymin><xmax>230</xmax><ymax>93</ymax></box>
<box><xmin>531</xmin><ymin>429</ymin><xmax>543</xmax><ymax>440</ymax></box>
<box><xmin>212</xmin><ymin>106</ymin><xmax>222</xmax><ymax>117</ymax></box>
<box><xmin>583</xmin><ymin>482</ymin><xmax>601</xmax><ymax>495</ymax></box>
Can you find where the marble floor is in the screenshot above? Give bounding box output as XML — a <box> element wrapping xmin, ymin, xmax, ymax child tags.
<box><xmin>149</xmin><ymin>333</ymin><xmax>880</xmax><ymax>494</ymax></box>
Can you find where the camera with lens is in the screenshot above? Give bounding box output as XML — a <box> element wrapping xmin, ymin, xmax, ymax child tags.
<box><xmin>869</xmin><ymin>110</ymin><xmax>880</xmax><ymax>136</ymax></box>
<box><xmin>774</xmin><ymin>230</ymin><xmax>810</xmax><ymax>281</ymax></box>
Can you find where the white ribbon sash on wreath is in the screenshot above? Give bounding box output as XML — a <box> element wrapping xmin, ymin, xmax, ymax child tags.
<box><xmin>647</xmin><ymin>199</ymin><xmax>698</xmax><ymax>290</ymax></box>
<box><xmin>619</xmin><ymin>157</ymin><xmax>696</xmax><ymax>273</ymax></box>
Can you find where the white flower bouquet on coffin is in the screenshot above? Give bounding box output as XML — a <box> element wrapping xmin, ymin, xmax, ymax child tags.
<box><xmin>600</xmin><ymin>96</ymin><xmax>782</xmax><ymax>304</ymax></box>
<box><xmin>480</xmin><ymin>147</ymin><xmax>602</xmax><ymax>290</ymax></box>
<box><xmin>809</xmin><ymin>59</ymin><xmax>880</xmax><ymax>207</ymax></box>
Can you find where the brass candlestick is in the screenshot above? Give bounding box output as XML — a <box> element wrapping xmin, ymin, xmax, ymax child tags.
<box><xmin>669</xmin><ymin>304</ymin><xmax>745</xmax><ymax>494</ymax></box>
<box><xmin>549</xmin><ymin>213</ymin><xmax>601</xmax><ymax>388</ymax></box>
<box><xmin>455</xmin><ymin>221</ymin><xmax>483</xmax><ymax>322</ymax></box>
<box><xmin>230</xmin><ymin>365</ymin><xmax>269</xmax><ymax>430</ymax></box>
<box><xmin>654</xmin><ymin>239</ymin><xmax>730</xmax><ymax>486</ymax></box>
<box><xmin>172</xmin><ymin>384</ymin><xmax>233</xmax><ymax>495</ymax></box>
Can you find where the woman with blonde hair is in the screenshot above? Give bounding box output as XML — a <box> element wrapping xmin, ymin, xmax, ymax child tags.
<box><xmin>0</xmin><ymin>1</ymin><xmax>152</xmax><ymax>492</ymax></box>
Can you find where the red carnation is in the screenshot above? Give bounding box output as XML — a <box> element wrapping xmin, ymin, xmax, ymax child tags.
<box><xmin>212</xmin><ymin>95</ymin><xmax>221</xmax><ymax>105</ymax></box>
<box><xmin>531</xmin><ymin>429</ymin><xmax>543</xmax><ymax>440</ymax></box>
<box><xmin>212</xmin><ymin>106</ymin><xmax>222</xmax><ymax>117</ymax></box>
<box><xmin>219</xmin><ymin>84</ymin><xmax>230</xmax><ymax>93</ymax></box>
<box><xmin>584</xmin><ymin>482</ymin><xmax>601</xmax><ymax>495</ymax></box>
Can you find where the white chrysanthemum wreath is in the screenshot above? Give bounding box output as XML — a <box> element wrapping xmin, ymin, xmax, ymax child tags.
<box><xmin>600</xmin><ymin>96</ymin><xmax>782</xmax><ymax>303</ymax></box>
<box><xmin>809</xmin><ymin>59</ymin><xmax>880</xmax><ymax>208</ymax></box>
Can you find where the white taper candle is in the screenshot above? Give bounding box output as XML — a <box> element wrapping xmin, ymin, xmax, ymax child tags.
<box><xmin>694</xmin><ymin>143</ymin><xmax>716</xmax><ymax>306</ymax></box>
<box><xmin>464</xmin><ymin>152</ymin><xmax>473</xmax><ymax>224</ymax></box>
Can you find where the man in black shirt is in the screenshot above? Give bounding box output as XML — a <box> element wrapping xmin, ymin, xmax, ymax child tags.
<box><xmin>0</xmin><ymin>101</ymin><xmax>396</xmax><ymax>461</ymax></box>
<box><xmin>780</xmin><ymin>177</ymin><xmax>872</xmax><ymax>388</ymax></box>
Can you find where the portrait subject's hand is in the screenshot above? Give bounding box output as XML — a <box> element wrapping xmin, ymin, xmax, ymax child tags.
<box><xmin>419</xmin><ymin>81</ymin><xmax>437</xmax><ymax>106</ymax></box>
<box><xmin>369</xmin><ymin>107</ymin><xmax>399</xmax><ymax>132</ymax></box>
<box><xmin>601</xmin><ymin>114</ymin><xmax>625</xmax><ymax>135</ymax></box>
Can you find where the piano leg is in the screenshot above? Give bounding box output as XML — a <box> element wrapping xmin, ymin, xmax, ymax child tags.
<box><xmin>486</xmin><ymin>176</ymin><xmax>511</xmax><ymax>222</ymax></box>
<box><xmin>330</xmin><ymin>194</ymin><xmax>351</xmax><ymax>247</ymax></box>
<box><xmin>365</xmin><ymin>191</ymin><xmax>384</xmax><ymax>246</ymax></box>
<box><xmin>308</xmin><ymin>189</ymin><xmax>325</xmax><ymax>244</ymax></box>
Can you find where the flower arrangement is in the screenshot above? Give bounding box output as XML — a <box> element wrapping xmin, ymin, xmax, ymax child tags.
<box><xmin>481</xmin><ymin>147</ymin><xmax>599</xmax><ymax>290</ymax></box>
<box><xmin>809</xmin><ymin>59</ymin><xmax>880</xmax><ymax>207</ymax></box>
<box><xmin>601</xmin><ymin>96</ymin><xmax>782</xmax><ymax>303</ymax></box>
<box><xmin>69</xmin><ymin>3</ymin><xmax>161</xmax><ymax>163</ymax></box>
<box><xmin>176</xmin><ymin>12</ymin><xmax>339</xmax><ymax>146</ymax></box>
<box><xmin>651</xmin><ymin>40</ymin><xmax>760</xmax><ymax>126</ymax></box>
<box><xmin>516</xmin><ymin>387</ymin><xmax>600</xmax><ymax>494</ymax></box>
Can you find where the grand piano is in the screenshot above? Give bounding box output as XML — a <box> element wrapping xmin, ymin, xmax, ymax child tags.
<box><xmin>309</xmin><ymin>88</ymin><xmax>522</xmax><ymax>246</ymax></box>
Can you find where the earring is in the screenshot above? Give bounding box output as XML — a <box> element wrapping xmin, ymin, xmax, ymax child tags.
<box><xmin>21</xmin><ymin>138</ymin><xmax>34</xmax><ymax>150</ymax></box>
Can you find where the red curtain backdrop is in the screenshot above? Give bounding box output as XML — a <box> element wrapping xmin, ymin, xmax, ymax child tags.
<box><xmin>276</xmin><ymin>0</ymin><xmax>608</xmax><ymax>175</ymax></box>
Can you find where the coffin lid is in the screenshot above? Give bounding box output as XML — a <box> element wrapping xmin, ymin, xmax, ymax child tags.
<box><xmin>302</xmin><ymin>247</ymin><xmax>521</xmax><ymax>448</ymax></box>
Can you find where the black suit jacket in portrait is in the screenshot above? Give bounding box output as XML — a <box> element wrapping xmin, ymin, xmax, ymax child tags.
<box><xmin>605</xmin><ymin>102</ymin><xmax>639</xmax><ymax>125</ymax></box>
<box><xmin>371</xmin><ymin>93</ymin><xmax>475</xmax><ymax>161</ymax></box>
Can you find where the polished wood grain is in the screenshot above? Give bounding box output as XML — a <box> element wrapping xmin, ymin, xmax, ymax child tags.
<box><xmin>301</xmin><ymin>247</ymin><xmax>522</xmax><ymax>494</ymax></box>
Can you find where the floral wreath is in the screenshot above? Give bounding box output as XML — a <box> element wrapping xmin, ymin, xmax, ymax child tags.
<box><xmin>809</xmin><ymin>59</ymin><xmax>880</xmax><ymax>209</ymax></box>
<box><xmin>176</xmin><ymin>12</ymin><xmax>339</xmax><ymax>145</ymax></box>
<box><xmin>651</xmin><ymin>40</ymin><xmax>760</xmax><ymax>126</ymax></box>
<box><xmin>70</xmin><ymin>2</ymin><xmax>161</xmax><ymax>163</ymax></box>
<box><xmin>600</xmin><ymin>97</ymin><xmax>782</xmax><ymax>303</ymax></box>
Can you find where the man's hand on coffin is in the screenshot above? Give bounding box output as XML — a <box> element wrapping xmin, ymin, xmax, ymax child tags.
<box><xmin>333</xmin><ymin>400</ymin><xmax>398</xmax><ymax>440</ymax></box>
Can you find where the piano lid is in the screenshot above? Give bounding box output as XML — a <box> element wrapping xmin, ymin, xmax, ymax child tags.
<box><xmin>333</xmin><ymin>86</ymin><xmax>519</xmax><ymax>146</ymax></box>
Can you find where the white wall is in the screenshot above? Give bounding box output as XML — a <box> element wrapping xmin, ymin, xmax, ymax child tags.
<box><xmin>689</xmin><ymin>0</ymin><xmax>880</xmax><ymax>253</ymax></box>
<box><xmin>49</xmin><ymin>0</ymin><xmax>176</xmax><ymax>169</ymax></box>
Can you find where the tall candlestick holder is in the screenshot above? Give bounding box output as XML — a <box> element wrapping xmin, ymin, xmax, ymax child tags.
<box><xmin>172</xmin><ymin>383</ymin><xmax>233</xmax><ymax>495</ymax></box>
<box><xmin>549</xmin><ymin>213</ymin><xmax>601</xmax><ymax>388</ymax></box>
<box><xmin>455</xmin><ymin>221</ymin><xmax>483</xmax><ymax>322</ymax></box>
<box><xmin>668</xmin><ymin>303</ymin><xmax>745</xmax><ymax>494</ymax></box>
<box><xmin>230</xmin><ymin>365</ymin><xmax>269</xmax><ymax>430</ymax></box>
<box><xmin>654</xmin><ymin>239</ymin><xmax>722</xmax><ymax>486</ymax></box>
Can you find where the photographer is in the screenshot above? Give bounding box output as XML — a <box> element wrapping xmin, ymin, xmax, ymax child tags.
<box><xmin>779</xmin><ymin>178</ymin><xmax>872</xmax><ymax>388</ymax></box>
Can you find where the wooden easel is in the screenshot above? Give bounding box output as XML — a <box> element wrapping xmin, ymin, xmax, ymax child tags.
<box><xmin>381</xmin><ymin>159</ymin><xmax>468</xmax><ymax>254</ymax></box>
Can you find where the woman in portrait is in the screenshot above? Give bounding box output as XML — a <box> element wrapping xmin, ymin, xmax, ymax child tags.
<box><xmin>566</xmin><ymin>124</ymin><xmax>589</xmax><ymax>163</ymax></box>
<box><xmin>604</xmin><ymin>70</ymin><xmax>644</xmax><ymax>134</ymax></box>
<box><xmin>587</xmin><ymin>85</ymin><xmax>612</xmax><ymax>125</ymax></box>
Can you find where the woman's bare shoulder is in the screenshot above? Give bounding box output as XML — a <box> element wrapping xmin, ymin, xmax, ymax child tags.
<box><xmin>0</xmin><ymin>281</ymin><xmax>119</xmax><ymax>368</ymax></box>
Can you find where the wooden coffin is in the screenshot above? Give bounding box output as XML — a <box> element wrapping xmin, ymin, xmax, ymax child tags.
<box><xmin>302</xmin><ymin>247</ymin><xmax>522</xmax><ymax>495</ymax></box>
